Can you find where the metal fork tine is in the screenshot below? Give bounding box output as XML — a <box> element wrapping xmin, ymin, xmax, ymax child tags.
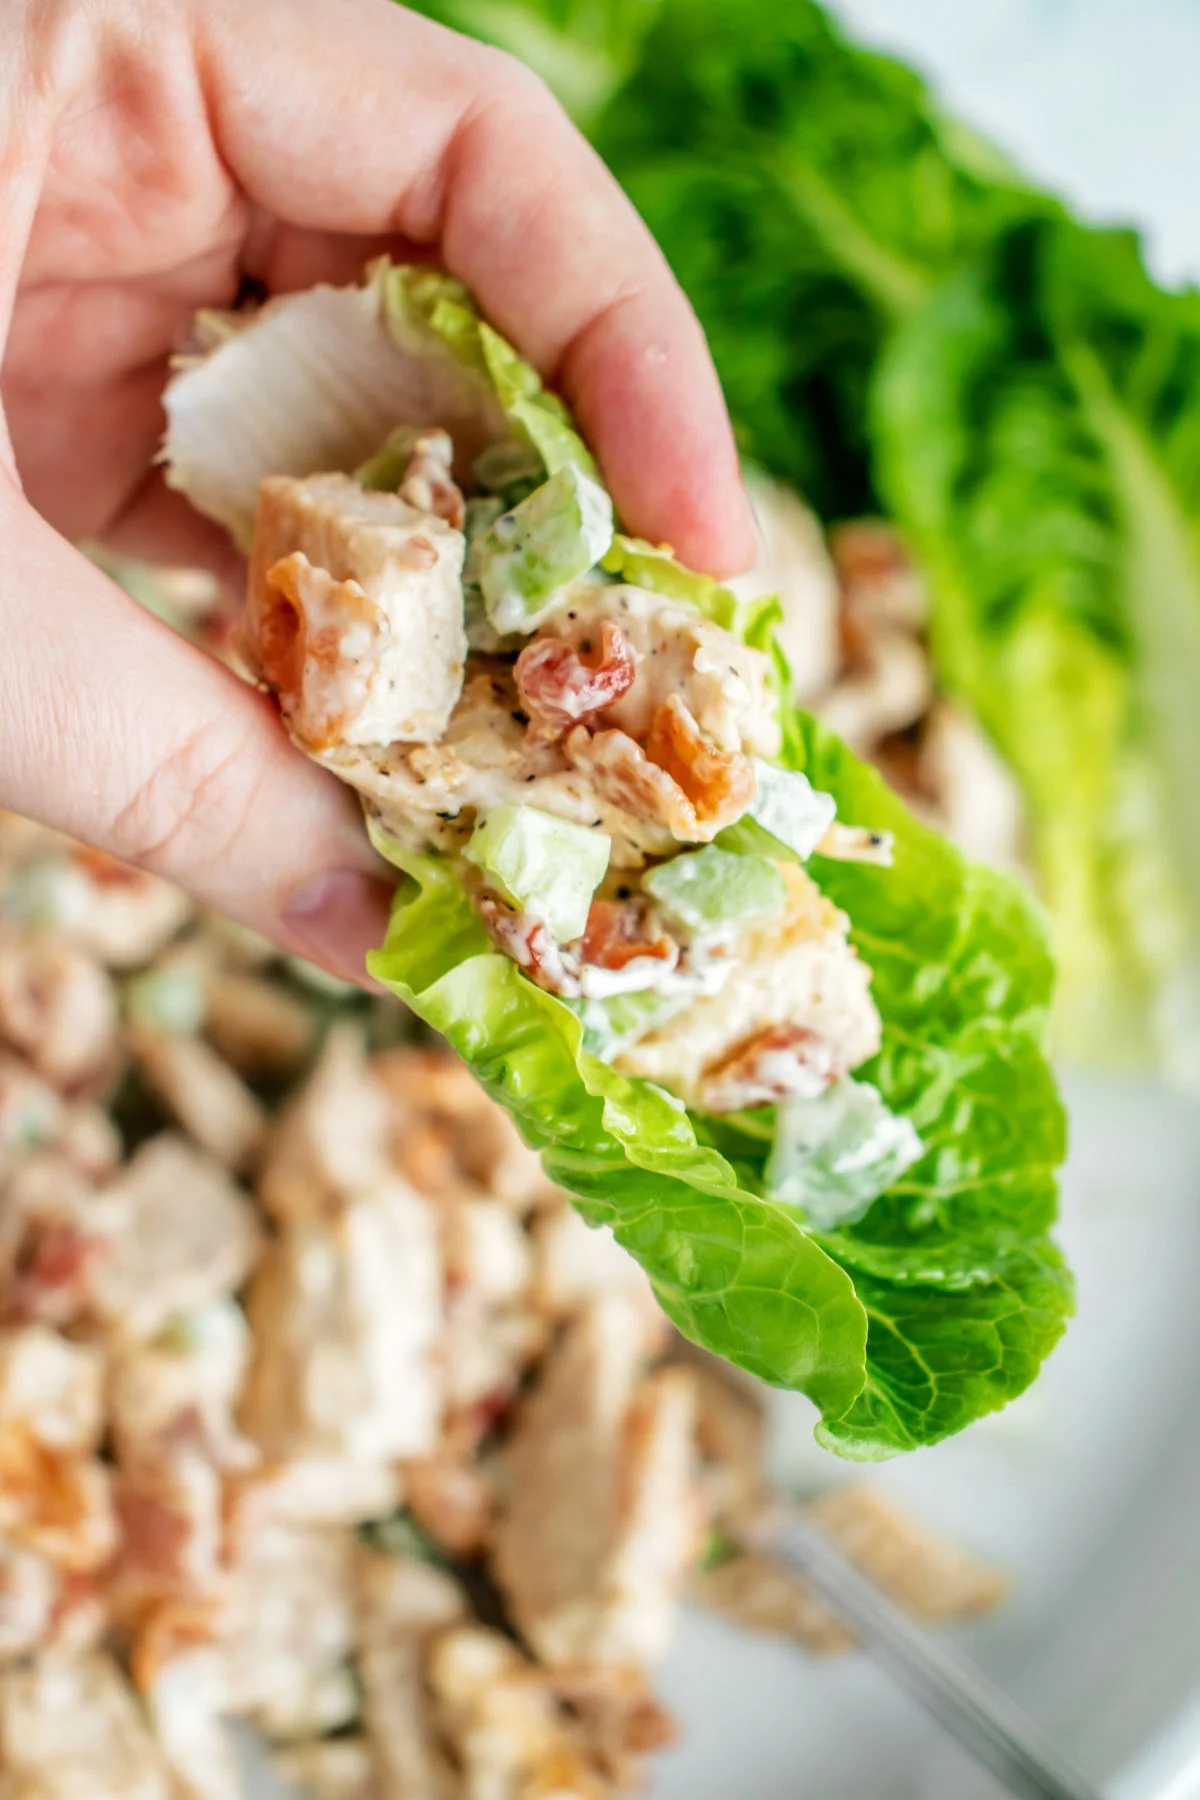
<box><xmin>751</xmin><ymin>1511</ymin><xmax>1105</xmax><ymax>1800</ymax></box>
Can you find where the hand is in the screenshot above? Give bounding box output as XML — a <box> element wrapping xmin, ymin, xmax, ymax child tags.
<box><xmin>0</xmin><ymin>0</ymin><xmax>754</xmax><ymax>981</ymax></box>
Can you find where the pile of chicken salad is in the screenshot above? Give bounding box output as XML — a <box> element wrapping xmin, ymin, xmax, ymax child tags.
<box><xmin>162</xmin><ymin>260</ymin><xmax>1071</xmax><ymax>1460</ymax></box>
<box><xmin>0</xmin><ymin>803</ymin><xmax>1008</xmax><ymax>1800</ymax></box>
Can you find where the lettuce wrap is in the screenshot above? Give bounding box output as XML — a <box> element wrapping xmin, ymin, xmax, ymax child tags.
<box><xmin>162</xmin><ymin>261</ymin><xmax>1070</xmax><ymax>1459</ymax></box>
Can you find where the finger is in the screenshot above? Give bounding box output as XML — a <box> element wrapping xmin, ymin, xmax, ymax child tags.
<box><xmin>0</xmin><ymin>481</ymin><xmax>393</xmax><ymax>985</ymax></box>
<box><xmin>192</xmin><ymin>0</ymin><xmax>756</xmax><ymax>575</ymax></box>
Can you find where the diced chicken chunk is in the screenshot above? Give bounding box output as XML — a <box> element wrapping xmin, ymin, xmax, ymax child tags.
<box><xmin>226</xmin><ymin>1526</ymin><xmax>357</xmax><ymax>1743</ymax></box>
<box><xmin>244</xmin><ymin>471</ymin><xmax>467</xmax><ymax>749</ymax></box>
<box><xmin>259</xmin><ymin>1027</ymin><xmax>394</xmax><ymax>1222</ymax></box>
<box><xmin>144</xmin><ymin>1646</ymin><xmax>242</xmax><ymax>1800</ymax></box>
<box><xmin>270</xmin><ymin>1738</ymin><xmax>376</xmax><ymax>1800</ymax></box>
<box><xmin>0</xmin><ymin>929</ymin><xmax>118</xmax><ymax>1091</ymax></box>
<box><xmin>530</xmin><ymin>1206</ymin><xmax>662</xmax><ymax>1336</ymax></box>
<box><xmin>234</xmin><ymin>1457</ymin><xmax>401</xmax><ymax>1532</ymax></box>
<box><xmin>427</xmin><ymin>1625</ymin><xmax>604</xmax><ymax>1800</ymax></box>
<box><xmin>354</xmin><ymin>1547</ymin><xmax>465</xmax><ymax>1800</ymax></box>
<box><xmin>616</xmin><ymin>863</ymin><xmax>880</xmax><ymax>1112</ymax></box>
<box><xmin>108</xmin><ymin>1301</ymin><xmax>255</xmax><ymax>1470</ymax></box>
<box><xmin>240</xmin><ymin>1186</ymin><xmax>440</xmax><ymax>1464</ymax></box>
<box><xmin>0</xmin><ymin>1653</ymin><xmax>171</xmax><ymax>1800</ymax></box>
<box><xmin>0</xmin><ymin>1328</ymin><xmax>104</xmax><ymax>1454</ymax></box>
<box><xmin>0</xmin><ymin>1542</ymin><xmax>57</xmax><ymax>1663</ymax></box>
<box><xmin>492</xmin><ymin>1295</ymin><xmax>698</xmax><ymax>1665</ymax></box>
<box><xmin>202</xmin><ymin>971</ymin><xmax>315</xmax><ymax>1077</ymax></box>
<box><xmin>89</xmin><ymin>1137</ymin><xmax>261</xmax><ymax>1344</ymax></box>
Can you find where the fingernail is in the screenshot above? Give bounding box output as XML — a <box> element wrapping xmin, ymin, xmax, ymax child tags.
<box><xmin>282</xmin><ymin>869</ymin><xmax>396</xmax><ymax>988</ymax></box>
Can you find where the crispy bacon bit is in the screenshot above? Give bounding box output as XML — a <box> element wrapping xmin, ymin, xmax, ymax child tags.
<box><xmin>0</xmin><ymin>1432</ymin><xmax>116</xmax><ymax>1571</ymax></box>
<box><xmin>516</xmin><ymin>622</ymin><xmax>637</xmax><ymax>739</ymax></box>
<box><xmin>563</xmin><ymin>726</ymin><xmax>702</xmax><ymax>841</ymax></box>
<box><xmin>580</xmin><ymin>900</ymin><xmax>676</xmax><ymax>974</ymax></box>
<box><xmin>8</xmin><ymin>1223</ymin><xmax>103</xmax><ymax>1328</ymax></box>
<box><xmin>474</xmin><ymin>892</ymin><xmax>582</xmax><ymax>998</ymax></box>
<box><xmin>644</xmin><ymin>696</ymin><xmax>755</xmax><ymax>827</ymax></box>
<box><xmin>399</xmin><ymin>429</ymin><xmax>466</xmax><ymax>530</ymax></box>
<box><xmin>697</xmin><ymin>1024</ymin><xmax>845</xmax><ymax>1114</ymax></box>
<box><xmin>256</xmin><ymin>574</ymin><xmax>306</xmax><ymax>698</ymax></box>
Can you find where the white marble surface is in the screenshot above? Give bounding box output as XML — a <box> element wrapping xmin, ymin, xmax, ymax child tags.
<box><xmin>830</xmin><ymin>0</ymin><xmax>1200</xmax><ymax>288</ymax></box>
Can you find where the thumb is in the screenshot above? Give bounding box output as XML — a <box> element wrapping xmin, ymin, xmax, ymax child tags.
<box><xmin>0</xmin><ymin>480</ymin><xmax>393</xmax><ymax>984</ymax></box>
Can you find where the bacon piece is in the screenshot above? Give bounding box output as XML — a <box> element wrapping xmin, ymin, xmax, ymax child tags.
<box><xmin>697</xmin><ymin>1023</ymin><xmax>845</xmax><ymax>1114</ymax></box>
<box><xmin>398</xmin><ymin>429</ymin><xmax>466</xmax><ymax>530</ymax></box>
<box><xmin>580</xmin><ymin>900</ymin><xmax>676</xmax><ymax>974</ymax></box>
<box><xmin>644</xmin><ymin>695</ymin><xmax>755</xmax><ymax>828</ymax></box>
<box><xmin>474</xmin><ymin>893</ymin><xmax>582</xmax><ymax>997</ymax></box>
<box><xmin>563</xmin><ymin>726</ymin><xmax>702</xmax><ymax>841</ymax></box>
<box><xmin>516</xmin><ymin>621</ymin><xmax>636</xmax><ymax>738</ymax></box>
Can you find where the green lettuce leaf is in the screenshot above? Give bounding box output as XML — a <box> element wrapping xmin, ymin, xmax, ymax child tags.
<box><xmin>369</xmin><ymin>653</ymin><xmax>1069</xmax><ymax>1457</ymax></box>
<box><xmin>874</xmin><ymin>217</ymin><xmax>1200</xmax><ymax>1086</ymax></box>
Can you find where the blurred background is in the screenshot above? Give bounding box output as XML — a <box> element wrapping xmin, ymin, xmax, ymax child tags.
<box><xmin>5</xmin><ymin>3</ymin><xmax>1200</xmax><ymax>1798</ymax></box>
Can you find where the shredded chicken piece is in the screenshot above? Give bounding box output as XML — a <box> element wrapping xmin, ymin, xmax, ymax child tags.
<box><xmin>0</xmin><ymin>929</ymin><xmax>118</xmax><ymax>1092</ymax></box>
<box><xmin>404</xmin><ymin>1453</ymin><xmax>493</xmax><ymax>1558</ymax></box>
<box><xmin>354</xmin><ymin>1547</ymin><xmax>465</xmax><ymax>1800</ymax></box>
<box><xmin>529</xmin><ymin>1206</ymin><xmax>664</xmax><ymax>1346</ymax></box>
<box><xmin>617</xmin><ymin>864</ymin><xmax>880</xmax><ymax>1113</ymax></box>
<box><xmin>201</xmin><ymin>971</ymin><xmax>316</xmax><ymax>1076</ymax></box>
<box><xmin>810</xmin><ymin>1485</ymin><xmax>1008</xmax><ymax>1623</ymax></box>
<box><xmin>108</xmin><ymin>1302</ymin><xmax>256</xmax><ymax>1472</ymax></box>
<box><xmin>144</xmin><ymin>1644</ymin><xmax>242</xmax><ymax>1800</ymax></box>
<box><xmin>0</xmin><ymin>1542</ymin><xmax>57</xmax><ymax>1664</ymax></box>
<box><xmin>58</xmin><ymin>853</ymin><xmax>193</xmax><ymax>970</ymax></box>
<box><xmin>226</xmin><ymin>1525</ymin><xmax>357</xmax><ymax>1742</ymax></box>
<box><xmin>271</xmin><ymin>1738</ymin><xmax>377</xmax><ymax>1800</ymax></box>
<box><xmin>127</xmin><ymin>1026</ymin><xmax>265</xmax><ymax>1174</ymax></box>
<box><xmin>240</xmin><ymin>1186</ymin><xmax>441</xmax><ymax>1465</ymax></box>
<box><xmin>515</xmin><ymin>621</ymin><xmax>637</xmax><ymax>739</ymax></box>
<box><xmin>697</xmin><ymin>1021</ymin><xmax>847</xmax><ymax>1113</ymax></box>
<box><xmin>0</xmin><ymin>1328</ymin><xmax>104</xmax><ymax>1456</ymax></box>
<box><xmin>0</xmin><ymin>1652</ymin><xmax>172</xmax><ymax>1800</ymax></box>
<box><xmin>258</xmin><ymin>1026</ymin><xmax>395</xmax><ymax>1223</ymax></box>
<box><xmin>492</xmin><ymin>1295</ymin><xmax>698</xmax><ymax>1666</ymax></box>
<box><xmin>399</xmin><ymin>429</ymin><xmax>467</xmax><ymax>530</ymax></box>
<box><xmin>88</xmin><ymin>1137</ymin><xmax>261</xmax><ymax>1345</ymax></box>
<box><xmin>427</xmin><ymin>1624</ymin><xmax>606</xmax><ymax>1800</ymax></box>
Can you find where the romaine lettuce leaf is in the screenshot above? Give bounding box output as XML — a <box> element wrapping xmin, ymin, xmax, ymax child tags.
<box><xmin>874</xmin><ymin>217</ymin><xmax>1200</xmax><ymax>1086</ymax></box>
<box><xmin>369</xmin><ymin>655</ymin><xmax>1070</xmax><ymax>1458</ymax></box>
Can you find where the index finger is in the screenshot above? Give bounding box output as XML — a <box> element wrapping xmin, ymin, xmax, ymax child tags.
<box><xmin>192</xmin><ymin>0</ymin><xmax>756</xmax><ymax>575</ymax></box>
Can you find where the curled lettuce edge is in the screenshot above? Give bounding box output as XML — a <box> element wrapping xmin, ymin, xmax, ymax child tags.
<box><xmin>368</xmin><ymin>623</ymin><xmax>1070</xmax><ymax>1459</ymax></box>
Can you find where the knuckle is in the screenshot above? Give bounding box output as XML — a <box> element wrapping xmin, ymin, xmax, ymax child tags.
<box><xmin>108</xmin><ymin>717</ymin><xmax>264</xmax><ymax>883</ymax></box>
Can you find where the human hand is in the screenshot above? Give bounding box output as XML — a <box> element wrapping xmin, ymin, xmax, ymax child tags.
<box><xmin>0</xmin><ymin>0</ymin><xmax>754</xmax><ymax>981</ymax></box>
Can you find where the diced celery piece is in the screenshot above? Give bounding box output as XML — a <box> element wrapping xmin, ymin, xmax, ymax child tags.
<box><xmin>570</xmin><ymin>989</ymin><xmax>684</xmax><ymax>1061</ymax></box>
<box><xmin>643</xmin><ymin>846</ymin><xmax>785</xmax><ymax>935</ymax></box>
<box><xmin>717</xmin><ymin>760</ymin><xmax>836</xmax><ymax>864</ymax></box>
<box><xmin>465</xmin><ymin>806</ymin><xmax>610</xmax><ymax>943</ymax></box>
<box><xmin>477</xmin><ymin>465</ymin><xmax>613</xmax><ymax>633</ymax></box>
<box><xmin>765</xmin><ymin>1078</ymin><xmax>924</xmax><ymax>1227</ymax></box>
<box><xmin>124</xmin><ymin>965</ymin><xmax>207</xmax><ymax>1035</ymax></box>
